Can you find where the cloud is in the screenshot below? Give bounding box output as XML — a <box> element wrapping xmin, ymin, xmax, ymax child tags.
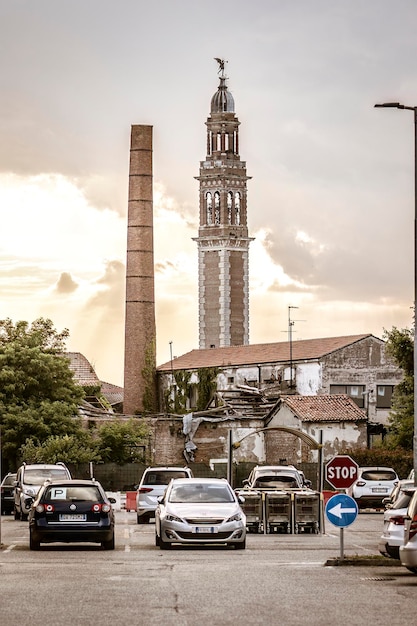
<box><xmin>55</xmin><ymin>272</ymin><xmax>79</xmax><ymax>294</ymax></box>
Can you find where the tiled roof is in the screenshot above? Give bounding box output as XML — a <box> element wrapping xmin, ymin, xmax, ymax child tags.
<box><xmin>67</xmin><ymin>352</ymin><xmax>100</xmax><ymax>386</ymax></box>
<box><xmin>66</xmin><ymin>352</ymin><xmax>124</xmax><ymax>407</ymax></box>
<box><xmin>280</xmin><ymin>394</ymin><xmax>367</xmax><ymax>423</ymax></box>
<box><xmin>157</xmin><ymin>334</ymin><xmax>374</xmax><ymax>371</ymax></box>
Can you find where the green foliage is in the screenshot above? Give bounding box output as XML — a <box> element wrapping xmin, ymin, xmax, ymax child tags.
<box><xmin>0</xmin><ymin>318</ymin><xmax>85</xmax><ymax>469</ymax></box>
<box><xmin>173</xmin><ymin>370</ymin><xmax>192</xmax><ymax>414</ymax></box>
<box><xmin>20</xmin><ymin>432</ymin><xmax>99</xmax><ymax>465</ymax></box>
<box><xmin>141</xmin><ymin>338</ymin><xmax>157</xmax><ymax>413</ymax></box>
<box><xmin>346</xmin><ymin>447</ymin><xmax>413</xmax><ymax>480</ymax></box>
<box><xmin>196</xmin><ymin>367</ymin><xmax>220</xmax><ymax>411</ymax></box>
<box><xmin>95</xmin><ymin>419</ymin><xmax>150</xmax><ymax>464</ymax></box>
<box><xmin>383</xmin><ymin>326</ymin><xmax>414</xmax><ymax>451</ymax></box>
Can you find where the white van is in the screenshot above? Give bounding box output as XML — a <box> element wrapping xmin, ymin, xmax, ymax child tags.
<box><xmin>14</xmin><ymin>462</ymin><xmax>72</xmax><ymax>520</ymax></box>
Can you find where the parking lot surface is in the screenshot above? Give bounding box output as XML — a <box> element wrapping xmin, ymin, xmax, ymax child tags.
<box><xmin>1</xmin><ymin>510</ymin><xmax>415</xmax><ymax>626</ymax></box>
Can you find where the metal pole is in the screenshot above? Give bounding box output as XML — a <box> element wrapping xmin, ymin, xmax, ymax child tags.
<box><xmin>340</xmin><ymin>527</ymin><xmax>344</xmax><ymax>560</ymax></box>
<box><xmin>414</xmin><ymin>108</ymin><xmax>417</xmax><ymax>486</ymax></box>
<box><xmin>227</xmin><ymin>430</ymin><xmax>233</xmax><ymax>487</ymax></box>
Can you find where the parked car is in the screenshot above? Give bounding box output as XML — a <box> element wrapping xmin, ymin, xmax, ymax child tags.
<box><xmin>243</xmin><ymin>465</ymin><xmax>306</xmax><ymax>490</ymax></box>
<box><xmin>1</xmin><ymin>473</ymin><xmax>17</xmax><ymax>515</ymax></box>
<box><xmin>28</xmin><ymin>479</ymin><xmax>115</xmax><ymax>550</ymax></box>
<box><xmin>346</xmin><ymin>466</ymin><xmax>398</xmax><ymax>509</ymax></box>
<box><xmin>136</xmin><ymin>466</ymin><xmax>193</xmax><ymax>524</ymax></box>
<box><xmin>400</xmin><ymin>488</ymin><xmax>417</xmax><ymax>573</ymax></box>
<box><xmin>378</xmin><ymin>480</ymin><xmax>417</xmax><ymax>559</ymax></box>
<box><xmin>155</xmin><ymin>477</ymin><xmax>246</xmax><ymax>549</ymax></box>
<box><xmin>14</xmin><ymin>462</ymin><xmax>72</xmax><ymax>520</ymax></box>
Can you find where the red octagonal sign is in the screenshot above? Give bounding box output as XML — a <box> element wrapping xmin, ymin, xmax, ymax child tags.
<box><xmin>325</xmin><ymin>455</ymin><xmax>359</xmax><ymax>489</ymax></box>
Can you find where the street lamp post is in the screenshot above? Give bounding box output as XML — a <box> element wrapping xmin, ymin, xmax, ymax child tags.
<box><xmin>375</xmin><ymin>102</ymin><xmax>417</xmax><ymax>486</ymax></box>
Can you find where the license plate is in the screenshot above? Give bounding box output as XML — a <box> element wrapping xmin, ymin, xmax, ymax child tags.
<box><xmin>193</xmin><ymin>527</ymin><xmax>218</xmax><ymax>534</ymax></box>
<box><xmin>59</xmin><ymin>514</ymin><xmax>87</xmax><ymax>521</ymax></box>
<box><xmin>372</xmin><ymin>488</ymin><xmax>388</xmax><ymax>493</ymax></box>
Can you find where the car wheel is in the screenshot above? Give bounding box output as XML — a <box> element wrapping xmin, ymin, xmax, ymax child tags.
<box><xmin>235</xmin><ymin>539</ymin><xmax>246</xmax><ymax>550</ymax></box>
<box><xmin>406</xmin><ymin>566</ymin><xmax>417</xmax><ymax>574</ymax></box>
<box><xmin>101</xmin><ymin>534</ymin><xmax>115</xmax><ymax>550</ymax></box>
<box><xmin>160</xmin><ymin>535</ymin><xmax>172</xmax><ymax>550</ymax></box>
<box><xmin>14</xmin><ymin>507</ymin><xmax>20</xmax><ymax>521</ymax></box>
<box><xmin>155</xmin><ymin>532</ymin><xmax>161</xmax><ymax>547</ymax></box>
<box><xmin>137</xmin><ymin>513</ymin><xmax>150</xmax><ymax>524</ymax></box>
<box><xmin>29</xmin><ymin>530</ymin><xmax>40</xmax><ymax>551</ymax></box>
<box><xmin>20</xmin><ymin>510</ymin><xmax>28</xmax><ymax>522</ymax></box>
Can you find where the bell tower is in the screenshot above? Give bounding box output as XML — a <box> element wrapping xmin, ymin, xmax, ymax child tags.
<box><xmin>194</xmin><ymin>60</ymin><xmax>253</xmax><ymax>349</ymax></box>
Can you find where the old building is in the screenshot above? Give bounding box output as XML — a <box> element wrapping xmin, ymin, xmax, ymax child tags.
<box><xmin>193</xmin><ymin>60</ymin><xmax>254</xmax><ymax>349</ymax></box>
<box><xmin>157</xmin><ymin>333</ymin><xmax>403</xmax><ymax>448</ymax></box>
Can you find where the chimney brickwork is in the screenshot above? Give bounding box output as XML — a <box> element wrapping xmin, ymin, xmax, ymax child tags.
<box><xmin>123</xmin><ymin>125</ymin><xmax>157</xmax><ymax>414</ymax></box>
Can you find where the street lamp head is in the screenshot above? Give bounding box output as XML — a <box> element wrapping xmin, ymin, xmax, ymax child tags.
<box><xmin>374</xmin><ymin>102</ymin><xmax>403</xmax><ymax>108</ymax></box>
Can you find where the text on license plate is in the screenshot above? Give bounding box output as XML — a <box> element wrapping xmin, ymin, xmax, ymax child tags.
<box><xmin>59</xmin><ymin>514</ymin><xmax>87</xmax><ymax>521</ymax></box>
<box><xmin>193</xmin><ymin>527</ymin><xmax>218</xmax><ymax>534</ymax></box>
<box><xmin>372</xmin><ymin>488</ymin><xmax>388</xmax><ymax>493</ymax></box>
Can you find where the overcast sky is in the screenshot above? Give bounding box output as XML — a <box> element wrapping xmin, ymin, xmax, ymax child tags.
<box><xmin>1</xmin><ymin>0</ymin><xmax>416</xmax><ymax>386</ymax></box>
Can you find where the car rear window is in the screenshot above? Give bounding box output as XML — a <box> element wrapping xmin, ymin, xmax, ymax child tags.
<box><xmin>24</xmin><ymin>468</ymin><xmax>70</xmax><ymax>485</ymax></box>
<box><xmin>143</xmin><ymin>470</ymin><xmax>189</xmax><ymax>486</ymax></box>
<box><xmin>2</xmin><ymin>475</ymin><xmax>16</xmax><ymax>486</ymax></box>
<box><xmin>169</xmin><ymin>483</ymin><xmax>234</xmax><ymax>503</ymax></box>
<box><xmin>44</xmin><ymin>486</ymin><xmax>102</xmax><ymax>501</ymax></box>
<box><xmin>361</xmin><ymin>470</ymin><xmax>397</xmax><ymax>481</ymax></box>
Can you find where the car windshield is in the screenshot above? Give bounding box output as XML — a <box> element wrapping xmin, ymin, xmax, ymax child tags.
<box><xmin>44</xmin><ymin>486</ymin><xmax>102</xmax><ymax>502</ymax></box>
<box><xmin>361</xmin><ymin>470</ymin><xmax>397</xmax><ymax>481</ymax></box>
<box><xmin>24</xmin><ymin>468</ymin><xmax>69</xmax><ymax>485</ymax></box>
<box><xmin>143</xmin><ymin>471</ymin><xmax>189</xmax><ymax>486</ymax></box>
<box><xmin>253</xmin><ymin>475</ymin><xmax>301</xmax><ymax>489</ymax></box>
<box><xmin>169</xmin><ymin>483</ymin><xmax>234</xmax><ymax>503</ymax></box>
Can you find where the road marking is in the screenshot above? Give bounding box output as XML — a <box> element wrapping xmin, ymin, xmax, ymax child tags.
<box><xmin>3</xmin><ymin>544</ymin><xmax>17</xmax><ymax>553</ymax></box>
<box><xmin>123</xmin><ymin>528</ymin><xmax>130</xmax><ymax>539</ymax></box>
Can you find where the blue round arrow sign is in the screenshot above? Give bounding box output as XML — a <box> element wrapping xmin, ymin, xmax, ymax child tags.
<box><xmin>325</xmin><ymin>493</ymin><xmax>358</xmax><ymax>528</ymax></box>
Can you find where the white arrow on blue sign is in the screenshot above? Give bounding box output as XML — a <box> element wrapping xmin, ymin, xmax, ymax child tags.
<box><xmin>325</xmin><ymin>493</ymin><xmax>358</xmax><ymax>528</ymax></box>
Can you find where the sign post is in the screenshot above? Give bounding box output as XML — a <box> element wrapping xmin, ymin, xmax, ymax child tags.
<box><xmin>325</xmin><ymin>455</ymin><xmax>359</xmax><ymax>559</ymax></box>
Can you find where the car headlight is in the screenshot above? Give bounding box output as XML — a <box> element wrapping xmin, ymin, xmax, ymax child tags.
<box><xmin>165</xmin><ymin>514</ymin><xmax>183</xmax><ymax>523</ymax></box>
<box><xmin>226</xmin><ymin>513</ymin><xmax>243</xmax><ymax>523</ymax></box>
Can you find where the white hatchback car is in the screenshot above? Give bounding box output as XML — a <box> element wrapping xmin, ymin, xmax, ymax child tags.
<box><xmin>347</xmin><ymin>466</ymin><xmax>398</xmax><ymax>510</ymax></box>
<box><xmin>155</xmin><ymin>477</ymin><xmax>246</xmax><ymax>549</ymax></box>
<box><xmin>400</xmin><ymin>488</ymin><xmax>417</xmax><ymax>574</ymax></box>
<box><xmin>378</xmin><ymin>480</ymin><xmax>417</xmax><ymax>559</ymax></box>
<box><xmin>136</xmin><ymin>466</ymin><xmax>193</xmax><ymax>524</ymax></box>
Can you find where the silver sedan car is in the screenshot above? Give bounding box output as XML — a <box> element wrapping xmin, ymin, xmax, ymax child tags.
<box><xmin>155</xmin><ymin>478</ymin><xmax>246</xmax><ymax>550</ymax></box>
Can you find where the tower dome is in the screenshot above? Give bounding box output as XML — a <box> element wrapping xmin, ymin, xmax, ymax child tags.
<box><xmin>210</xmin><ymin>76</ymin><xmax>235</xmax><ymax>113</ymax></box>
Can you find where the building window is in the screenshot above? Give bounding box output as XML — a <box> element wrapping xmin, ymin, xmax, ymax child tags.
<box><xmin>214</xmin><ymin>192</ymin><xmax>220</xmax><ymax>224</ymax></box>
<box><xmin>234</xmin><ymin>192</ymin><xmax>241</xmax><ymax>225</ymax></box>
<box><xmin>376</xmin><ymin>385</ymin><xmax>395</xmax><ymax>409</ymax></box>
<box><xmin>227</xmin><ymin>192</ymin><xmax>233</xmax><ymax>224</ymax></box>
<box><xmin>206</xmin><ymin>192</ymin><xmax>212</xmax><ymax>225</ymax></box>
<box><xmin>330</xmin><ymin>384</ymin><xmax>366</xmax><ymax>408</ymax></box>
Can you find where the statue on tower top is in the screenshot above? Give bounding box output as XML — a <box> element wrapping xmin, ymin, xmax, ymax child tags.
<box><xmin>214</xmin><ymin>57</ymin><xmax>227</xmax><ymax>75</ymax></box>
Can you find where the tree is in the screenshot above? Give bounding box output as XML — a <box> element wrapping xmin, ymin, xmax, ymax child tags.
<box><xmin>19</xmin><ymin>432</ymin><xmax>100</xmax><ymax>465</ymax></box>
<box><xmin>383</xmin><ymin>326</ymin><xmax>414</xmax><ymax>450</ymax></box>
<box><xmin>95</xmin><ymin>419</ymin><xmax>150</xmax><ymax>464</ymax></box>
<box><xmin>0</xmin><ymin>318</ymin><xmax>85</xmax><ymax>469</ymax></box>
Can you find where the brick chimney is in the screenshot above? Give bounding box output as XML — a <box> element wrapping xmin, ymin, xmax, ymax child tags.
<box><xmin>123</xmin><ymin>125</ymin><xmax>157</xmax><ymax>414</ymax></box>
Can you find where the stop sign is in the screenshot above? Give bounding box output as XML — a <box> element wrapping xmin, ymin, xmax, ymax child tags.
<box><xmin>325</xmin><ymin>455</ymin><xmax>359</xmax><ymax>489</ymax></box>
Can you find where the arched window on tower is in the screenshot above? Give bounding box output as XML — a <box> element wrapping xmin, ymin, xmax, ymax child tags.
<box><xmin>235</xmin><ymin>192</ymin><xmax>241</xmax><ymax>225</ymax></box>
<box><xmin>206</xmin><ymin>192</ymin><xmax>213</xmax><ymax>225</ymax></box>
<box><xmin>214</xmin><ymin>192</ymin><xmax>220</xmax><ymax>224</ymax></box>
<box><xmin>227</xmin><ymin>192</ymin><xmax>233</xmax><ymax>224</ymax></box>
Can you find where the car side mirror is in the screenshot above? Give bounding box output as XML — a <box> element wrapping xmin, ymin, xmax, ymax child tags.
<box><xmin>108</xmin><ymin>497</ymin><xmax>117</xmax><ymax>504</ymax></box>
<box><xmin>157</xmin><ymin>496</ymin><xmax>164</xmax><ymax>504</ymax></box>
<box><xmin>238</xmin><ymin>495</ymin><xmax>245</xmax><ymax>504</ymax></box>
<box><xmin>242</xmin><ymin>479</ymin><xmax>249</xmax><ymax>485</ymax></box>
